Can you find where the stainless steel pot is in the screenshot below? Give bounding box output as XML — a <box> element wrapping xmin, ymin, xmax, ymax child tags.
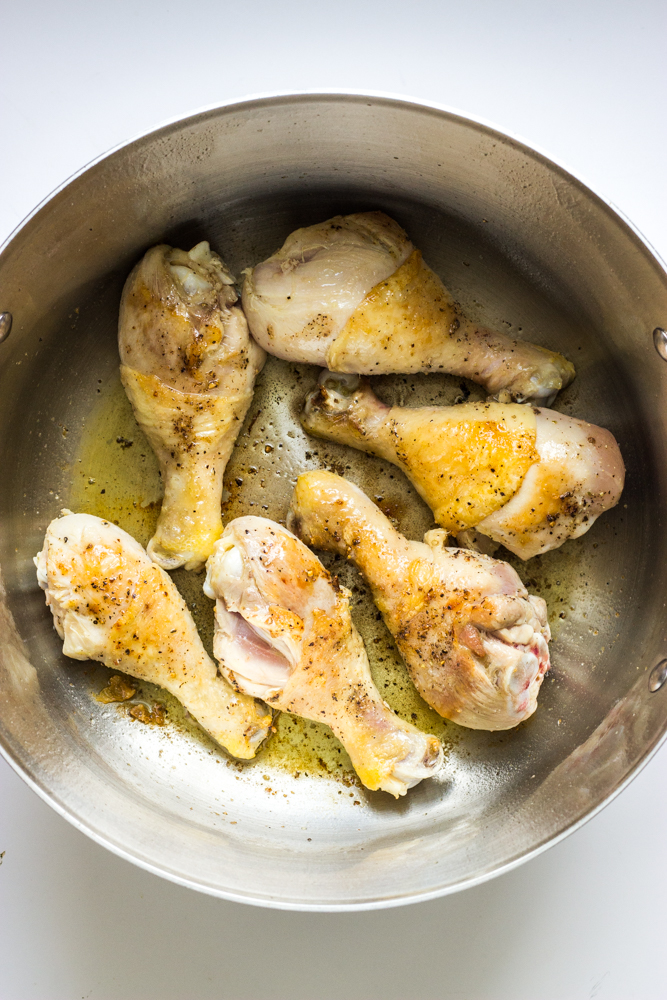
<box><xmin>1</xmin><ymin>93</ymin><xmax>666</xmax><ymax>911</ymax></box>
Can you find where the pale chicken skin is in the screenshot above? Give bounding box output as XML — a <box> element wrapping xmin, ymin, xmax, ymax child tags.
<box><xmin>289</xmin><ymin>472</ymin><xmax>551</xmax><ymax>731</ymax></box>
<box><xmin>301</xmin><ymin>372</ymin><xmax>624</xmax><ymax>559</ymax></box>
<box><xmin>35</xmin><ymin>512</ymin><xmax>271</xmax><ymax>759</ymax></box>
<box><xmin>119</xmin><ymin>241</ymin><xmax>265</xmax><ymax>571</ymax></box>
<box><xmin>204</xmin><ymin>516</ymin><xmax>443</xmax><ymax>796</ymax></box>
<box><xmin>242</xmin><ymin>212</ymin><xmax>574</xmax><ymax>403</ymax></box>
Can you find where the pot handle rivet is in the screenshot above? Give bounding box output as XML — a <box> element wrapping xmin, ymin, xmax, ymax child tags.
<box><xmin>648</xmin><ymin>658</ymin><xmax>667</xmax><ymax>692</ymax></box>
<box><xmin>0</xmin><ymin>312</ymin><xmax>12</xmax><ymax>344</ymax></box>
<box><xmin>652</xmin><ymin>327</ymin><xmax>667</xmax><ymax>360</ymax></box>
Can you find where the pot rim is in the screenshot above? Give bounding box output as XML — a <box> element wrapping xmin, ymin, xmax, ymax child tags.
<box><xmin>2</xmin><ymin>90</ymin><xmax>666</xmax><ymax>911</ymax></box>
<box><xmin>2</xmin><ymin>89</ymin><xmax>666</xmax><ymax>273</ymax></box>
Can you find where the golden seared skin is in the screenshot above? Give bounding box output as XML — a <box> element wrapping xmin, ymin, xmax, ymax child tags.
<box><xmin>242</xmin><ymin>212</ymin><xmax>574</xmax><ymax>403</ymax></box>
<box><xmin>119</xmin><ymin>241</ymin><xmax>265</xmax><ymax>571</ymax></box>
<box><xmin>35</xmin><ymin>512</ymin><xmax>271</xmax><ymax>759</ymax></box>
<box><xmin>301</xmin><ymin>373</ymin><xmax>624</xmax><ymax>559</ymax></box>
<box><xmin>289</xmin><ymin>472</ymin><xmax>551</xmax><ymax>731</ymax></box>
<box><xmin>204</xmin><ymin>517</ymin><xmax>443</xmax><ymax>796</ymax></box>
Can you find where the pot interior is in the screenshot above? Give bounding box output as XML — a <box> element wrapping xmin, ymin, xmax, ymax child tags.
<box><xmin>0</xmin><ymin>95</ymin><xmax>666</xmax><ymax>908</ymax></box>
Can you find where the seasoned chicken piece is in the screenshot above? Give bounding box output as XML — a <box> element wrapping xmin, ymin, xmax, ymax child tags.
<box><xmin>302</xmin><ymin>372</ymin><xmax>624</xmax><ymax>559</ymax></box>
<box><xmin>204</xmin><ymin>516</ymin><xmax>443</xmax><ymax>796</ymax></box>
<box><xmin>242</xmin><ymin>212</ymin><xmax>574</xmax><ymax>402</ymax></box>
<box><xmin>242</xmin><ymin>212</ymin><xmax>412</xmax><ymax>365</ymax></box>
<box><xmin>35</xmin><ymin>512</ymin><xmax>271</xmax><ymax>759</ymax></box>
<box><xmin>289</xmin><ymin>472</ymin><xmax>551</xmax><ymax>731</ymax></box>
<box><xmin>119</xmin><ymin>241</ymin><xmax>265</xmax><ymax>571</ymax></box>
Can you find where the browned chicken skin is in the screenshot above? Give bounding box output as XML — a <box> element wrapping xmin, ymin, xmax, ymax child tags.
<box><xmin>242</xmin><ymin>211</ymin><xmax>575</xmax><ymax>403</ymax></box>
<box><xmin>301</xmin><ymin>372</ymin><xmax>624</xmax><ymax>559</ymax></box>
<box><xmin>35</xmin><ymin>512</ymin><xmax>271</xmax><ymax>759</ymax></box>
<box><xmin>289</xmin><ymin>472</ymin><xmax>551</xmax><ymax>730</ymax></box>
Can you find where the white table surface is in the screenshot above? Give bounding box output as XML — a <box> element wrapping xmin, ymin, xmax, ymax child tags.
<box><xmin>1</xmin><ymin>2</ymin><xmax>666</xmax><ymax>998</ymax></box>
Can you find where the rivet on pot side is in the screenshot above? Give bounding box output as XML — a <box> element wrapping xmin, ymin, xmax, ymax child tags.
<box><xmin>0</xmin><ymin>312</ymin><xmax>12</xmax><ymax>343</ymax></box>
<box><xmin>648</xmin><ymin>659</ymin><xmax>667</xmax><ymax>692</ymax></box>
<box><xmin>652</xmin><ymin>327</ymin><xmax>667</xmax><ymax>360</ymax></box>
